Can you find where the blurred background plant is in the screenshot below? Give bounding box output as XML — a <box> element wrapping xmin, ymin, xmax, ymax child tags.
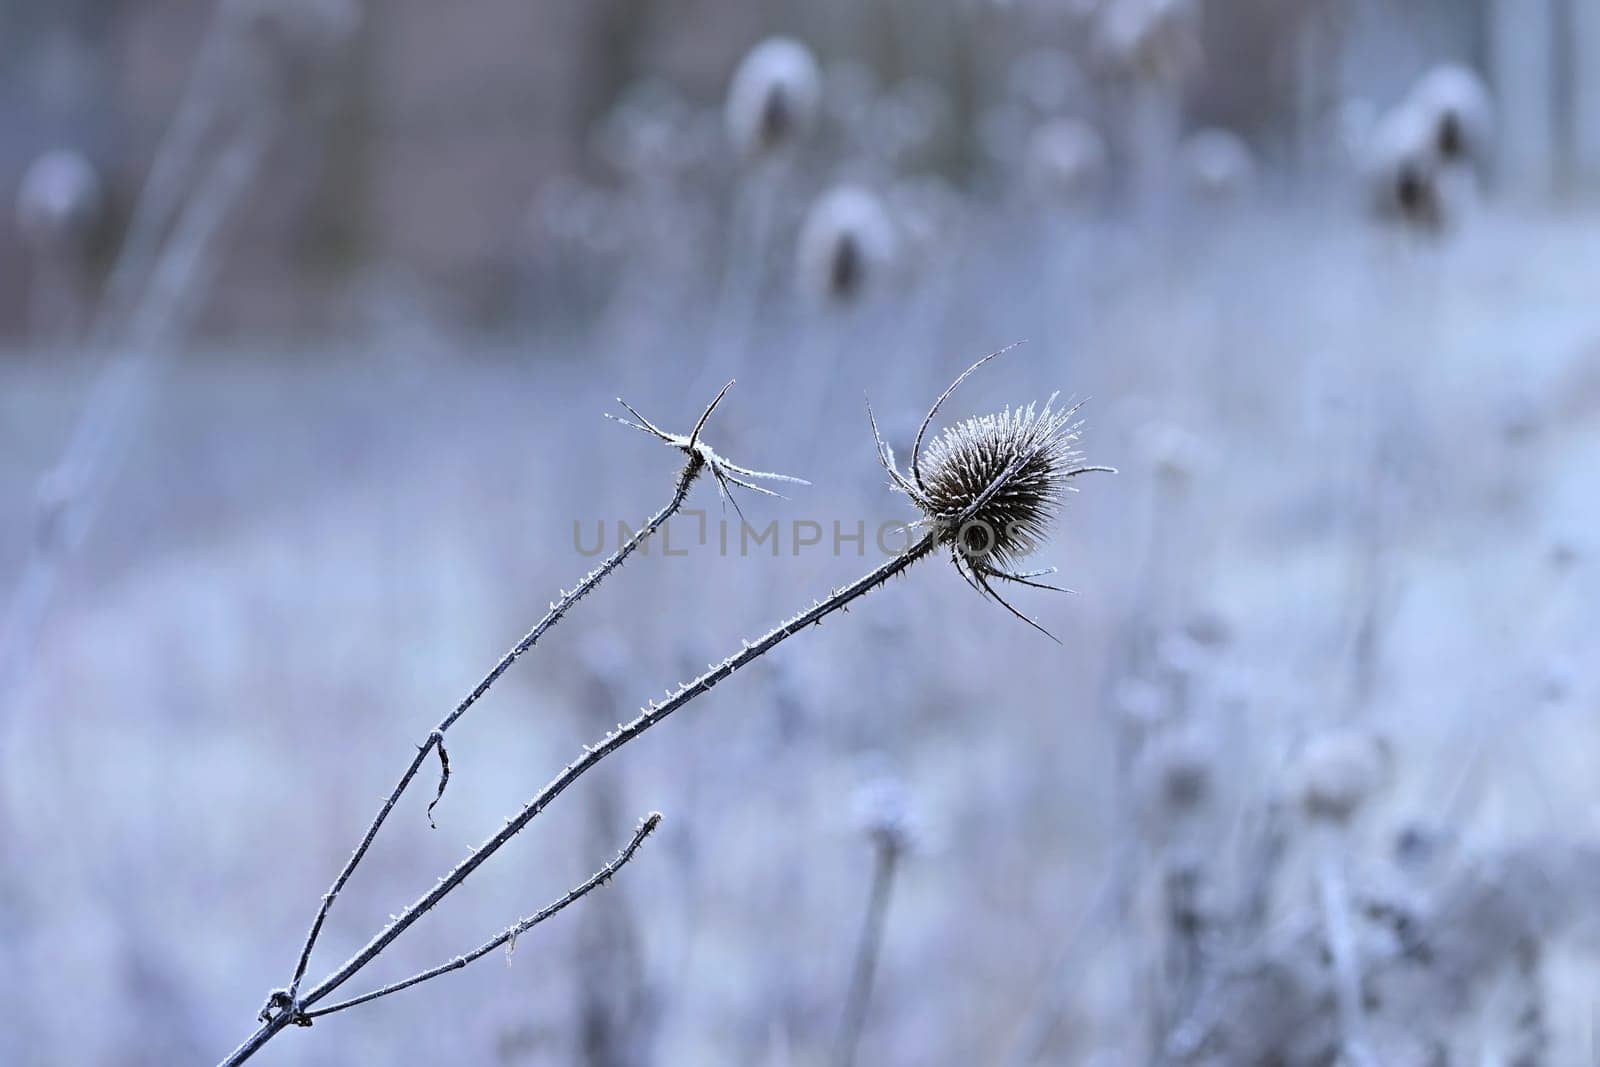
<box><xmin>4</xmin><ymin>0</ymin><xmax>1600</xmax><ymax>1064</ymax></box>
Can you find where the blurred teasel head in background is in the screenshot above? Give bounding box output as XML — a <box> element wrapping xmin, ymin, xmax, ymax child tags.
<box><xmin>1364</xmin><ymin>103</ymin><xmax>1449</xmax><ymax>232</ymax></box>
<box><xmin>1363</xmin><ymin>63</ymin><xmax>1494</xmax><ymax>232</ymax></box>
<box><xmin>1405</xmin><ymin>64</ymin><xmax>1495</xmax><ymax>174</ymax></box>
<box><xmin>1294</xmin><ymin>727</ymin><xmax>1392</xmax><ymax>823</ymax></box>
<box><xmin>1182</xmin><ymin>128</ymin><xmax>1257</xmax><ymax>204</ymax></box>
<box><xmin>1025</xmin><ymin>118</ymin><xmax>1110</xmax><ymax>206</ymax></box>
<box><xmin>851</xmin><ymin>770</ymin><xmax>921</xmax><ymax>858</ymax></box>
<box><xmin>725</xmin><ymin>36</ymin><xmax>823</xmax><ymax>161</ymax></box>
<box><xmin>796</xmin><ymin>184</ymin><xmax>897</xmax><ymax>304</ymax></box>
<box><xmin>16</xmin><ymin>150</ymin><xmax>103</xmax><ymax>252</ymax></box>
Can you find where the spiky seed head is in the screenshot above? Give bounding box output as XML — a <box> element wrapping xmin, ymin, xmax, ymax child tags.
<box><xmin>725</xmin><ymin>37</ymin><xmax>822</xmax><ymax>160</ymax></box>
<box><xmin>1405</xmin><ymin>64</ymin><xmax>1494</xmax><ymax>170</ymax></box>
<box><xmin>796</xmin><ymin>185</ymin><xmax>896</xmax><ymax>304</ymax></box>
<box><xmin>1138</xmin><ymin>420</ymin><xmax>1210</xmax><ymax>484</ymax></box>
<box><xmin>870</xmin><ymin>347</ymin><xmax>1110</xmax><ymax>638</ymax></box>
<box><xmin>915</xmin><ymin>398</ymin><xmax>1085</xmax><ymax>571</ymax></box>
<box><xmin>851</xmin><ymin>772</ymin><xmax>920</xmax><ymax>856</ymax></box>
<box><xmin>1133</xmin><ymin>728</ymin><xmax>1217</xmax><ymax>829</ymax></box>
<box><xmin>1364</xmin><ymin>104</ymin><xmax>1448</xmax><ymax>231</ymax></box>
<box><xmin>1294</xmin><ymin>728</ymin><xmax>1392</xmax><ymax>823</ymax></box>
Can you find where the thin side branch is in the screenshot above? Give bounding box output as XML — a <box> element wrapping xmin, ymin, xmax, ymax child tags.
<box><xmin>283</xmin><ymin>449</ymin><xmax>704</xmax><ymax>999</ymax></box>
<box><xmin>283</xmin><ymin>383</ymin><xmax>772</xmax><ymax>1001</ymax></box>
<box><xmin>305</xmin><ymin>536</ymin><xmax>933</xmax><ymax>1008</ymax></box>
<box><xmin>303</xmin><ymin>813</ymin><xmax>664</xmax><ymax>1020</ymax></box>
<box><xmin>424</xmin><ymin>732</ymin><xmax>450</xmax><ymax>830</ymax></box>
<box><xmin>911</xmin><ymin>341</ymin><xmax>1025</xmax><ymax>492</ymax></box>
<box><xmin>223</xmin><ymin>531</ymin><xmax>938</xmax><ymax>1065</ymax></box>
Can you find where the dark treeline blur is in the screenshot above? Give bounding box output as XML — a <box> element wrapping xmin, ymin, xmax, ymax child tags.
<box><xmin>1</xmin><ymin>0</ymin><xmax>1594</xmax><ymax>336</ymax></box>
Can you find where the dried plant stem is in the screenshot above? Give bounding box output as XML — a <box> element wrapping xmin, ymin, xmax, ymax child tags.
<box><xmin>285</xmin><ymin>450</ymin><xmax>708</xmax><ymax>999</ymax></box>
<box><xmin>0</xmin><ymin>0</ymin><xmax>300</xmax><ymax>706</ymax></box>
<box><xmin>91</xmin><ymin>19</ymin><xmax>233</xmax><ymax>340</ymax></box>
<box><xmin>302</xmin><ymin>813</ymin><xmax>663</xmax><ymax>1020</ymax></box>
<box><xmin>1001</xmin><ymin>869</ymin><xmax>1119</xmax><ymax>1066</ymax></box>
<box><xmin>687</xmin><ymin>166</ymin><xmax>781</xmax><ymax>403</ymax></box>
<box><xmin>0</xmin><ymin>124</ymin><xmax>270</xmax><ymax>705</ymax></box>
<box><xmin>229</xmin><ymin>352</ymin><xmax>1093</xmax><ymax>1065</ymax></box>
<box><xmin>833</xmin><ymin>842</ymin><xmax>901</xmax><ymax>1067</ymax></box>
<box><xmin>1508</xmin><ymin>940</ymin><xmax>1548</xmax><ymax>1066</ymax></box>
<box><xmin>1315</xmin><ymin>833</ymin><xmax>1377</xmax><ymax>1067</ymax></box>
<box><xmin>223</xmin><ymin>530</ymin><xmax>937</xmax><ymax>1065</ymax></box>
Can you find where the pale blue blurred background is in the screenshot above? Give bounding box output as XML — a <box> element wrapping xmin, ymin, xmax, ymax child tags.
<box><xmin>3</xmin><ymin>2</ymin><xmax>1599</xmax><ymax>1064</ymax></box>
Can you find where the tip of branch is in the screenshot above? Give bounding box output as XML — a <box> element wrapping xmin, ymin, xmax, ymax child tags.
<box><xmin>689</xmin><ymin>380</ymin><xmax>737</xmax><ymax>450</ymax></box>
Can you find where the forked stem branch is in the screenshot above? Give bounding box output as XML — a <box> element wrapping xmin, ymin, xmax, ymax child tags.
<box><xmin>223</xmin><ymin>531</ymin><xmax>936</xmax><ymax>1065</ymax></box>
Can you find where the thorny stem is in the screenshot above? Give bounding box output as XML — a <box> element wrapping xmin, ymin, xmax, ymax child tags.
<box><xmin>285</xmin><ymin>450</ymin><xmax>707</xmax><ymax>999</ymax></box>
<box><xmin>833</xmin><ymin>841</ymin><xmax>901</xmax><ymax>1067</ymax></box>
<box><xmin>303</xmin><ymin>813</ymin><xmax>663</xmax><ymax>1020</ymax></box>
<box><xmin>223</xmin><ymin>531</ymin><xmax>938</xmax><ymax>1066</ymax></box>
<box><xmin>230</xmin><ymin>349</ymin><xmax>1092</xmax><ymax>1065</ymax></box>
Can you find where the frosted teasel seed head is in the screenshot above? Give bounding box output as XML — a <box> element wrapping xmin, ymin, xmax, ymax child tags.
<box><xmin>851</xmin><ymin>770</ymin><xmax>921</xmax><ymax>857</ymax></box>
<box><xmin>916</xmin><ymin>406</ymin><xmax>1079</xmax><ymax>566</ymax></box>
<box><xmin>1405</xmin><ymin>64</ymin><xmax>1494</xmax><ymax>172</ymax></box>
<box><xmin>605</xmin><ymin>380</ymin><xmax>810</xmax><ymax>516</ymax></box>
<box><xmin>1137</xmin><ymin>420</ymin><xmax>1213</xmax><ymax>485</ymax></box>
<box><xmin>725</xmin><ymin>37</ymin><xmax>822</xmax><ymax>160</ymax></box>
<box><xmin>1133</xmin><ymin>728</ymin><xmax>1218</xmax><ymax>833</ymax></box>
<box><xmin>796</xmin><ymin>185</ymin><xmax>897</xmax><ymax>305</ymax></box>
<box><xmin>1363</xmin><ymin>104</ymin><xmax>1448</xmax><ymax>232</ymax></box>
<box><xmin>1293</xmin><ymin>727</ymin><xmax>1392</xmax><ymax>823</ymax></box>
<box><xmin>16</xmin><ymin>150</ymin><xmax>102</xmax><ymax>250</ymax></box>
<box><xmin>868</xmin><ymin>344</ymin><xmax>1114</xmax><ymax>640</ymax></box>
